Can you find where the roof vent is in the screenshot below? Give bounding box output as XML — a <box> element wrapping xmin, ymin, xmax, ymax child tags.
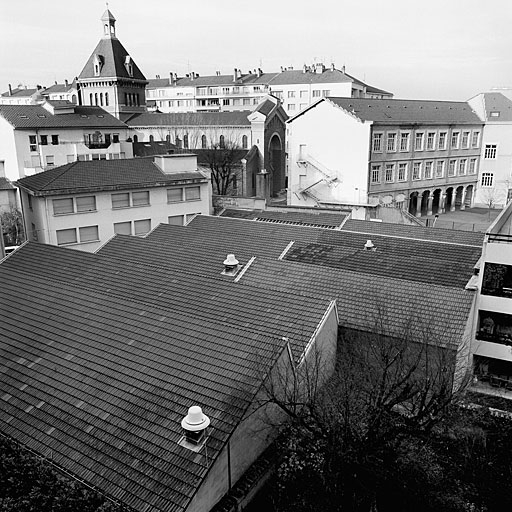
<box><xmin>222</xmin><ymin>254</ymin><xmax>241</xmax><ymax>276</ymax></box>
<box><xmin>180</xmin><ymin>406</ymin><xmax>210</xmax><ymax>451</ymax></box>
<box><xmin>364</xmin><ymin>240</ymin><xmax>376</xmax><ymax>251</ymax></box>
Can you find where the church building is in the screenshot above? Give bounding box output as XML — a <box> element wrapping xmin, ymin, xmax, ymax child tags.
<box><xmin>77</xmin><ymin>9</ymin><xmax>148</xmax><ymax>121</ymax></box>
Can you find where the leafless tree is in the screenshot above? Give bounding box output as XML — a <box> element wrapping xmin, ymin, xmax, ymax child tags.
<box><xmin>0</xmin><ymin>206</ymin><xmax>25</xmax><ymax>246</ymax></box>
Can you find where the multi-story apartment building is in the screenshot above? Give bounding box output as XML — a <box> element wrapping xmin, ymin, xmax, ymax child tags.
<box><xmin>16</xmin><ymin>154</ymin><xmax>211</xmax><ymax>252</ymax></box>
<box><xmin>473</xmin><ymin>200</ymin><xmax>512</xmax><ymax>388</ymax></box>
<box><xmin>468</xmin><ymin>92</ymin><xmax>512</xmax><ymax>208</ymax></box>
<box><xmin>41</xmin><ymin>80</ymin><xmax>79</xmax><ymax>104</ymax></box>
<box><xmin>0</xmin><ymin>100</ymin><xmax>132</xmax><ymax>182</ymax></box>
<box><xmin>146</xmin><ymin>64</ymin><xmax>392</xmax><ymax>117</ymax></box>
<box><xmin>286</xmin><ymin>97</ymin><xmax>483</xmax><ymax>215</ymax></box>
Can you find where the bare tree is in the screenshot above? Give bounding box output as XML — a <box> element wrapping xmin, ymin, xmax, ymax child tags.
<box><xmin>256</xmin><ymin>307</ymin><xmax>472</xmax><ymax>512</ymax></box>
<box><xmin>0</xmin><ymin>206</ymin><xmax>25</xmax><ymax>246</ymax></box>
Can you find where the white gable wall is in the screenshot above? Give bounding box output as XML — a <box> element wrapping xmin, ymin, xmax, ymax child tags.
<box><xmin>287</xmin><ymin>100</ymin><xmax>371</xmax><ymax>206</ymax></box>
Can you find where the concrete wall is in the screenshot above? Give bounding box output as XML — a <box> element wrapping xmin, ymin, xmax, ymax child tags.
<box><xmin>0</xmin><ymin>118</ymin><xmax>20</xmax><ymax>182</ymax></box>
<box><xmin>287</xmin><ymin>100</ymin><xmax>371</xmax><ymax>206</ymax></box>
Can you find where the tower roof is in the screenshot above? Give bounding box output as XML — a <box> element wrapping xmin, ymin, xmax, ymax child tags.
<box><xmin>101</xmin><ymin>8</ymin><xmax>116</xmax><ymax>22</ymax></box>
<box><xmin>78</xmin><ymin>37</ymin><xmax>146</xmax><ymax>81</ymax></box>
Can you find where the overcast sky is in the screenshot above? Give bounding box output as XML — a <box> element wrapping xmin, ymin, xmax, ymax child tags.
<box><xmin>1</xmin><ymin>0</ymin><xmax>511</xmax><ymax>101</ymax></box>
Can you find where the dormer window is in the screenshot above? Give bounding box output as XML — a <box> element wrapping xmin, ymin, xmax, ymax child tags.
<box><xmin>125</xmin><ymin>56</ymin><xmax>133</xmax><ymax>77</ymax></box>
<box><xmin>93</xmin><ymin>55</ymin><xmax>104</xmax><ymax>77</ymax></box>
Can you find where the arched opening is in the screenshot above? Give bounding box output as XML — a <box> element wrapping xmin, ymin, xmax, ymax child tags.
<box><xmin>219</xmin><ymin>135</ymin><xmax>225</xmax><ymax>149</ymax></box>
<box><xmin>94</xmin><ymin>93</ymin><xmax>98</xmax><ymax>106</ymax></box>
<box><xmin>409</xmin><ymin>191</ymin><xmax>419</xmax><ymax>216</ymax></box>
<box><xmin>395</xmin><ymin>193</ymin><xmax>406</xmax><ymax>210</ymax></box>
<box><xmin>183</xmin><ymin>134</ymin><xmax>189</xmax><ymax>149</ymax></box>
<box><xmin>420</xmin><ymin>190</ymin><xmax>430</xmax><ymax>216</ymax></box>
<box><xmin>465</xmin><ymin>185</ymin><xmax>474</xmax><ymax>208</ymax></box>
<box><xmin>166</xmin><ymin>134</ymin><xmax>171</xmax><ymax>143</ymax></box>
<box><xmin>242</xmin><ymin>135</ymin><xmax>248</xmax><ymax>149</ymax></box>
<box><xmin>89</xmin><ymin>93</ymin><xmax>93</xmax><ymax>105</ymax></box>
<box><xmin>445</xmin><ymin>187</ymin><xmax>454</xmax><ymax>212</ymax></box>
<box><xmin>455</xmin><ymin>186</ymin><xmax>464</xmax><ymax>210</ymax></box>
<box><xmin>133</xmin><ymin>134</ymin><xmax>138</xmax><ymax>143</ymax></box>
<box><xmin>100</xmin><ymin>93</ymin><xmax>103</xmax><ymax>106</ymax></box>
<box><xmin>432</xmin><ymin>189</ymin><xmax>442</xmax><ymax>215</ymax></box>
<box><xmin>105</xmin><ymin>93</ymin><xmax>109</xmax><ymax>107</ymax></box>
<box><xmin>268</xmin><ymin>134</ymin><xmax>284</xmax><ymax>196</ymax></box>
<box><xmin>201</xmin><ymin>134</ymin><xmax>207</xmax><ymax>149</ymax></box>
<box><xmin>149</xmin><ymin>135</ymin><xmax>154</xmax><ymax>143</ymax></box>
<box><xmin>71</xmin><ymin>94</ymin><xmax>77</xmax><ymax>104</ymax></box>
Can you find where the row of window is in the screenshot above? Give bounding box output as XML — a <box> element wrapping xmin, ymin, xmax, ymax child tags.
<box><xmin>370</xmin><ymin>157</ymin><xmax>478</xmax><ymax>184</ymax></box>
<box><xmin>273</xmin><ymin>89</ymin><xmax>330</xmax><ymax>101</ymax></box>
<box><xmin>29</xmin><ymin>133</ymin><xmax>120</xmax><ymax>152</ymax></box>
<box><xmin>372</xmin><ymin>129</ymin><xmax>481</xmax><ymax>153</ymax></box>
<box><xmin>51</xmin><ymin>187</ymin><xmax>202</xmax><ymax>216</ymax></box>
<box><xmin>141</xmin><ymin>133</ymin><xmax>248</xmax><ymax>150</ymax></box>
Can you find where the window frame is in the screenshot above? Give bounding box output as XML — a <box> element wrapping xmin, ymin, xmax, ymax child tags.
<box><xmin>386</xmin><ymin>132</ymin><xmax>397</xmax><ymax>152</ymax></box>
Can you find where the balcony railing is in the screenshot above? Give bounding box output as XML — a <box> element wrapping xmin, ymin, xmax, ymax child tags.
<box><xmin>84</xmin><ymin>141</ymin><xmax>112</xmax><ymax>149</ymax></box>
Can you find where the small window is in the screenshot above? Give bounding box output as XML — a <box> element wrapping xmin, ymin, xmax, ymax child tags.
<box><xmin>53</xmin><ymin>198</ymin><xmax>74</xmax><ymax>215</ymax></box>
<box><xmin>386</xmin><ymin>133</ymin><xmax>396</xmax><ymax>152</ymax></box>
<box><xmin>201</xmin><ymin>135</ymin><xmax>207</xmax><ymax>149</ymax></box>
<box><xmin>183</xmin><ymin>134</ymin><xmax>189</xmax><ymax>149</ymax></box>
<box><xmin>468</xmin><ymin>158</ymin><xmax>477</xmax><ymax>175</ymax></box>
<box><xmin>49</xmin><ymin>134</ymin><xmax>58</xmax><ymax>145</ymax></box>
<box><xmin>28</xmin><ymin>195</ymin><xmax>33</xmax><ymax>210</ymax></box>
<box><xmin>76</xmin><ymin>196</ymin><xmax>96</xmax><ymax>212</ymax></box>
<box><xmin>112</xmin><ymin>133</ymin><xmax>119</xmax><ymax>144</ymax></box>
<box><xmin>438</xmin><ymin>132</ymin><xmax>447</xmax><ymax>150</ymax></box>
<box><xmin>29</xmin><ymin>135</ymin><xmax>37</xmax><ymax>152</ymax></box>
<box><xmin>370</xmin><ymin>165</ymin><xmax>381</xmax><ymax>183</ymax></box>
<box><xmin>132</xmin><ymin>191</ymin><xmax>150</xmax><ymax>206</ymax></box>
<box><xmin>79</xmin><ymin>225</ymin><xmax>99</xmax><ymax>243</ymax></box>
<box><xmin>451</xmin><ymin>131</ymin><xmax>460</xmax><ymax>149</ymax></box>
<box><xmin>134</xmin><ymin>219</ymin><xmax>151</xmax><ymax>236</ymax></box>
<box><xmin>458</xmin><ymin>159</ymin><xmax>467</xmax><ymax>175</ymax></box>
<box><xmin>112</xmin><ymin>193</ymin><xmax>130</xmax><ymax>209</ymax></box>
<box><xmin>426</xmin><ymin>132</ymin><xmax>436</xmax><ymax>150</ymax></box>
<box><xmin>242</xmin><ymin>135</ymin><xmax>248</xmax><ymax>149</ymax></box>
<box><xmin>385</xmin><ymin>163</ymin><xmax>394</xmax><ymax>182</ymax></box>
<box><xmin>398</xmin><ymin>163</ymin><xmax>407</xmax><ymax>181</ymax></box>
<box><xmin>461</xmin><ymin>131</ymin><xmax>470</xmax><ymax>148</ymax></box>
<box><xmin>448</xmin><ymin>160</ymin><xmax>456</xmax><ymax>176</ymax></box>
<box><xmin>31</xmin><ymin>222</ymin><xmax>38</xmax><ymax>241</ymax></box>
<box><xmin>472</xmin><ymin>131</ymin><xmax>480</xmax><ymax>148</ymax></box>
<box><xmin>168</xmin><ymin>215</ymin><xmax>184</xmax><ymax>226</ymax></box>
<box><xmin>185</xmin><ymin>186</ymin><xmax>201</xmax><ymax>201</ymax></box>
<box><xmin>435</xmin><ymin>160</ymin><xmax>445</xmax><ymax>178</ymax></box>
<box><xmin>114</xmin><ymin>222</ymin><xmax>131</xmax><ymax>235</ymax></box>
<box><xmin>484</xmin><ymin>144</ymin><xmax>497</xmax><ymax>159</ymax></box>
<box><xmin>412</xmin><ymin>162</ymin><xmax>421</xmax><ymax>180</ymax></box>
<box><xmin>399</xmin><ymin>133</ymin><xmax>409</xmax><ymax>152</ymax></box>
<box><xmin>414</xmin><ymin>132</ymin><xmax>424</xmax><ymax>151</ymax></box>
<box><xmin>481</xmin><ymin>172</ymin><xmax>494</xmax><ymax>187</ymax></box>
<box><xmin>219</xmin><ymin>135</ymin><xmax>225</xmax><ymax>148</ymax></box>
<box><xmin>424</xmin><ymin>161</ymin><xmax>433</xmax><ymax>179</ymax></box>
<box><xmin>372</xmin><ymin>133</ymin><xmax>382</xmax><ymax>152</ymax></box>
<box><xmin>312</xmin><ymin>90</ymin><xmax>321</xmax><ymax>98</ymax></box>
<box><xmin>40</xmin><ymin>135</ymin><xmax>48</xmax><ymax>146</ymax></box>
<box><xmin>167</xmin><ymin>188</ymin><xmax>183</xmax><ymax>202</ymax></box>
<box><xmin>56</xmin><ymin>228</ymin><xmax>77</xmax><ymax>245</ymax></box>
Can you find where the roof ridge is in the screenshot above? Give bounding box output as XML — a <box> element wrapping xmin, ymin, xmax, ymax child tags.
<box><xmin>38</xmin><ymin>161</ymin><xmax>80</xmax><ymax>191</ymax></box>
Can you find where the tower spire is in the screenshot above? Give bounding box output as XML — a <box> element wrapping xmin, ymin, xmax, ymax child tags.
<box><xmin>101</xmin><ymin>7</ymin><xmax>116</xmax><ymax>38</ymax></box>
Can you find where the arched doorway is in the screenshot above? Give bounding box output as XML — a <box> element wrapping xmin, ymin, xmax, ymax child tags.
<box><xmin>133</xmin><ymin>134</ymin><xmax>138</xmax><ymax>143</ymax></box>
<box><xmin>409</xmin><ymin>191</ymin><xmax>419</xmax><ymax>216</ymax></box>
<box><xmin>268</xmin><ymin>134</ymin><xmax>284</xmax><ymax>197</ymax></box>
<box><xmin>445</xmin><ymin>187</ymin><xmax>454</xmax><ymax>212</ymax></box>
<box><xmin>465</xmin><ymin>185</ymin><xmax>474</xmax><ymax>208</ymax></box>
<box><xmin>455</xmin><ymin>186</ymin><xmax>464</xmax><ymax>210</ymax></box>
<box><xmin>420</xmin><ymin>190</ymin><xmax>430</xmax><ymax>216</ymax></box>
<box><xmin>432</xmin><ymin>189</ymin><xmax>442</xmax><ymax>215</ymax></box>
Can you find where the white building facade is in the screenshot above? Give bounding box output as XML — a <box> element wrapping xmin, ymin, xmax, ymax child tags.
<box><xmin>16</xmin><ymin>154</ymin><xmax>211</xmax><ymax>252</ymax></box>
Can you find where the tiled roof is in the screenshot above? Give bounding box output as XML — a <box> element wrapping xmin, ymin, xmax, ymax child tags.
<box><xmin>253</xmin><ymin>98</ymin><xmax>276</xmax><ymax>117</ymax></box>
<box><xmin>238</xmin><ymin>257</ymin><xmax>474</xmax><ymax>349</ymax></box>
<box><xmin>100</xmin><ymin>224</ymin><xmax>290</xmax><ymax>273</ymax></box>
<box><xmin>0</xmin><ymin>177</ymin><xmax>15</xmax><ymax>190</ymax></box>
<box><xmin>482</xmin><ymin>93</ymin><xmax>512</xmax><ymax>122</ymax></box>
<box><xmin>284</xmin><ymin>241</ymin><xmax>474</xmax><ymax>288</ymax></box>
<box><xmin>0</xmin><ymin>104</ymin><xmax>126</xmax><ymax>129</ymax></box>
<box><xmin>268</xmin><ymin>68</ymin><xmax>353</xmax><ymax>86</ymax></box>
<box><xmin>16</xmin><ymin>158</ymin><xmax>205</xmax><ymax>195</ymax></box>
<box><xmin>6</xmin><ymin>242</ymin><xmax>329</xmax><ymax>361</ymax></box>
<box><xmin>326</xmin><ymin>98</ymin><xmax>483</xmax><ymax>124</ymax></box>
<box><xmin>1</xmin><ymin>88</ymin><xmax>40</xmax><ymax>98</ymax></box>
<box><xmin>341</xmin><ymin>219</ymin><xmax>485</xmax><ymax>246</ymax></box>
<box><xmin>127</xmin><ymin>111</ymin><xmax>251</xmax><ymax>127</ymax></box>
<box><xmin>220</xmin><ymin>208</ymin><xmax>349</xmax><ymax>228</ymax></box>
<box><xmin>0</xmin><ymin>242</ymin><xmax>288</xmax><ymax>512</ymax></box>
<box><xmin>132</xmin><ymin>140</ymin><xmax>177</xmax><ymax>157</ymax></box>
<box><xmin>186</xmin><ymin>215</ymin><xmax>481</xmax><ymax>279</ymax></box>
<box><xmin>78</xmin><ymin>37</ymin><xmax>146</xmax><ymax>82</ymax></box>
<box><xmin>147</xmin><ymin>78</ymin><xmax>173</xmax><ymax>88</ymax></box>
<box><xmin>42</xmin><ymin>83</ymin><xmax>75</xmax><ymax>94</ymax></box>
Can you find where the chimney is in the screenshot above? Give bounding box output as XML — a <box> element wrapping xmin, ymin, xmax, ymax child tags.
<box><xmin>8</xmin><ymin>84</ymin><xmax>12</xmax><ymax>96</ymax></box>
<box><xmin>303</xmin><ymin>64</ymin><xmax>307</xmax><ymax>74</ymax></box>
<box><xmin>222</xmin><ymin>254</ymin><xmax>241</xmax><ymax>276</ymax></box>
<box><xmin>364</xmin><ymin>240</ymin><xmax>376</xmax><ymax>251</ymax></box>
<box><xmin>257</xmin><ymin>68</ymin><xmax>262</xmax><ymax>77</ymax></box>
<box><xmin>280</xmin><ymin>66</ymin><xmax>284</xmax><ymax>72</ymax></box>
<box><xmin>236</xmin><ymin>69</ymin><xmax>242</xmax><ymax>79</ymax></box>
<box><xmin>331</xmin><ymin>63</ymin><xmax>335</xmax><ymax>72</ymax></box>
<box><xmin>342</xmin><ymin>65</ymin><xmax>346</xmax><ymax>74</ymax></box>
<box><xmin>180</xmin><ymin>406</ymin><xmax>210</xmax><ymax>447</ymax></box>
<box><xmin>233</xmin><ymin>68</ymin><xmax>238</xmax><ymax>82</ymax></box>
<box><xmin>65</xmin><ymin>79</ymin><xmax>69</xmax><ymax>86</ymax></box>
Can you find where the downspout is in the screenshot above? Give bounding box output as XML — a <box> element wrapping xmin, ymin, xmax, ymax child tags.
<box><xmin>227</xmin><ymin>440</ymin><xmax>232</xmax><ymax>490</ymax></box>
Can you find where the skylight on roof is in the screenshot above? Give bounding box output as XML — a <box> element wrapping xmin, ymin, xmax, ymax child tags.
<box><xmin>490</xmin><ymin>111</ymin><xmax>500</xmax><ymax>117</ymax></box>
<box><xmin>97</xmin><ymin>115</ymin><xmax>104</xmax><ymax>118</ymax></box>
<box><xmin>37</xmin><ymin>114</ymin><xmax>46</xmax><ymax>118</ymax></box>
<box><xmin>80</xmin><ymin>114</ymin><xmax>88</xmax><ymax>118</ymax></box>
<box><xmin>18</xmin><ymin>115</ymin><xmax>28</xmax><ymax>118</ymax></box>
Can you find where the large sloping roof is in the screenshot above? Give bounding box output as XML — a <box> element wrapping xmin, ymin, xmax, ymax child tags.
<box><xmin>325</xmin><ymin>97</ymin><xmax>483</xmax><ymax>125</ymax></box>
<box><xmin>0</xmin><ymin>241</ymin><xmax>331</xmax><ymax>512</ymax></box>
<box><xmin>0</xmin><ymin>87</ymin><xmax>40</xmax><ymax>98</ymax></box>
<box><xmin>16</xmin><ymin>158</ymin><xmax>205</xmax><ymax>195</ymax></box>
<box><xmin>78</xmin><ymin>36</ymin><xmax>146</xmax><ymax>81</ymax></box>
<box><xmin>481</xmin><ymin>92</ymin><xmax>512</xmax><ymax>122</ymax></box>
<box><xmin>0</xmin><ymin>177</ymin><xmax>15</xmax><ymax>190</ymax></box>
<box><xmin>127</xmin><ymin>111</ymin><xmax>251</xmax><ymax>127</ymax></box>
<box><xmin>0</xmin><ymin>104</ymin><xmax>126</xmax><ymax>129</ymax></box>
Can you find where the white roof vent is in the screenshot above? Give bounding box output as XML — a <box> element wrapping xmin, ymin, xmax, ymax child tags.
<box><xmin>222</xmin><ymin>254</ymin><xmax>241</xmax><ymax>276</ymax></box>
<box><xmin>179</xmin><ymin>406</ymin><xmax>210</xmax><ymax>452</ymax></box>
<box><xmin>364</xmin><ymin>240</ymin><xmax>376</xmax><ymax>251</ymax></box>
